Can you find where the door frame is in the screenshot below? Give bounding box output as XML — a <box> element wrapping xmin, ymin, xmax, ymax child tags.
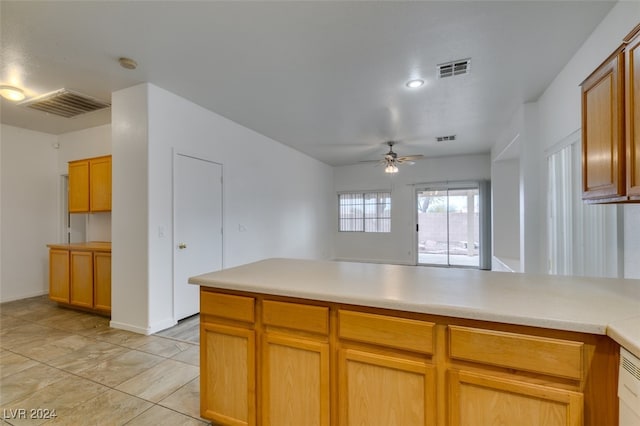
<box><xmin>172</xmin><ymin>150</ymin><xmax>224</xmax><ymax>320</ymax></box>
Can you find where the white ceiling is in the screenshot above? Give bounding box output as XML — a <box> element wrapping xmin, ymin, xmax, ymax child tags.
<box><xmin>1</xmin><ymin>1</ymin><xmax>614</xmax><ymax>166</ymax></box>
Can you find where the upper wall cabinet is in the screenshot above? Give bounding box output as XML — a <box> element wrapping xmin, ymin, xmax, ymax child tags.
<box><xmin>626</xmin><ymin>25</ymin><xmax>640</xmax><ymax>200</ymax></box>
<box><xmin>581</xmin><ymin>23</ymin><xmax>640</xmax><ymax>203</ymax></box>
<box><xmin>69</xmin><ymin>155</ymin><xmax>112</xmax><ymax>213</ymax></box>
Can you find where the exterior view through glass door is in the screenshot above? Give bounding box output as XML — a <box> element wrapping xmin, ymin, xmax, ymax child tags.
<box><xmin>417</xmin><ymin>187</ymin><xmax>479</xmax><ymax>268</ymax></box>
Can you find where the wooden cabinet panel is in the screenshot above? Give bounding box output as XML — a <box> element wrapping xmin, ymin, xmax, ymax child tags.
<box><xmin>201</xmin><ymin>322</ymin><xmax>256</xmax><ymax>426</ymax></box>
<box><xmin>449</xmin><ymin>370</ymin><xmax>583</xmax><ymax>426</ymax></box>
<box><xmin>68</xmin><ymin>155</ymin><xmax>111</xmax><ymax>213</ymax></box>
<box><xmin>627</xmin><ymin>28</ymin><xmax>640</xmax><ymax>199</ymax></box>
<box><xmin>49</xmin><ymin>249</ymin><xmax>70</xmax><ymax>303</ymax></box>
<box><xmin>339</xmin><ymin>348</ymin><xmax>436</xmax><ymax>426</ymax></box>
<box><xmin>262</xmin><ymin>333</ymin><xmax>329</xmax><ymax>426</ymax></box>
<box><xmin>449</xmin><ymin>326</ymin><xmax>583</xmax><ymax>380</ymax></box>
<box><xmin>93</xmin><ymin>252</ymin><xmax>111</xmax><ymax>311</ymax></box>
<box><xmin>89</xmin><ymin>156</ymin><xmax>111</xmax><ymax>212</ymax></box>
<box><xmin>201</xmin><ymin>291</ymin><xmax>255</xmax><ymax>322</ymax></box>
<box><xmin>339</xmin><ymin>310</ymin><xmax>434</xmax><ymax>354</ymax></box>
<box><xmin>581</xmin><ymin>48</ymin><xmax>626</xmax><ymax>201</ymax></box>
<box><xmin>68</xmin><ymin>160</ymin><xmax>90</xmax><ymax>213</ymax></box>
<box><xmin>70</xmin><ymin>251</ymin><xmax>93</xmax><ymax>308</ymax></box>
<box><xmin>263</xmin><ymin>300</ymin><xmax>328</xmax><ymax>335</ymax></box>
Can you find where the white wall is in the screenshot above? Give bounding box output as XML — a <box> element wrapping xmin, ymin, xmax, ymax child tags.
<box><xmin>112</xmin><ymin>83</ymin><xmax>335</xmax><ymax>334</ymax></box>
<box><xmin>491</xmin><ymin>159</ymin><xmax>520</xmax><ymax>270</ymax></box>
<box><xmin>0</xmin><ymin>125</ymin><xmax>58</xmax><ymax>302</ymax></box>
<box><xmin>334</xmin><ymin>154</ymin><xmax>490</xmax><ymax>265</ymax></box>
<box><xmin>536</xmin><ymin>1</ymin><xmax>640</xmax><ymax>279</ymax></box>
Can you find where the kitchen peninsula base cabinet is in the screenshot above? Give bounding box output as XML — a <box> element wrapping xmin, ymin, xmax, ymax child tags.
<box><xmin>198</xmin><ymin>288</ymin><xmax>618</xmax><ymax>426</ymax></box>
<box><xmin>47</xmin><ymin>242</ymin><xmax>111</xmax><ymax>315</ymax></box>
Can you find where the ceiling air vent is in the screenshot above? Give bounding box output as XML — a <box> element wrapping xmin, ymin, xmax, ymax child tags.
<box><xmin>19</xmin><ymin>89</ymin><xmax>110</xmax><ymax>118</ymax></box>
<box><xmin>437</xmin><ymin>59</ymin><xmax>471</xmax><ymax>78</ymax></box>
<box><xmin>436</xmin><ymin>135</ymin><xmax>456</xmax><ymax>142</ymax></box>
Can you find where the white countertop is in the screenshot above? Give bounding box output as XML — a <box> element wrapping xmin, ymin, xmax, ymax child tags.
<box><xmin>189</xmin><ymin>258</ymin><xmax>640</xmax><ymax>356</ymax></box>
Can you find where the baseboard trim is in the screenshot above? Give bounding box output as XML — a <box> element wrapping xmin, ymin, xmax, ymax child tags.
<box><xmin>110</xmin><ymin>318</ymin><xmax>177</xmax><ymax>336</ymax></box>
<box><xmin>0</xmin><ymin>290</ymin><xmax>48</xmax><ymax>304</ymax></box>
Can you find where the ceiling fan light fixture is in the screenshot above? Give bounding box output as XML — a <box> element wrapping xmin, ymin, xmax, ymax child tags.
<box><xmin>0</xmin><ymin>85</ymin><xmax>26</xmax><ymax>101</ymax></box>
<box><xmin>384</xmin><ymin>162</ymin><xmax>399</xmax><ymax>174</ymax></box>
<box><xmin>406</xmin><ymin>79</ymin><xmax>424</xmax><ymax>88</ymax></box>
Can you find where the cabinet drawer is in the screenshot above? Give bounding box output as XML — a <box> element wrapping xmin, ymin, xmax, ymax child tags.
<box><xmin>263</xmin><ymin>300</ymin><xmax>329</xmax><ymax>335</ymax></box>
<box><xmin>449</xmin><ymin>326</ymin><xmax>583</xmax><ymax>380</ymax></box>
<box><xmin>339</xmin><ymin>310</ymin><xmax>434</xmax><ymax>354</ymax></box>
<box><xmin>201</xmin><ymin>290</ymin><xmax>255</xmax><ymax>323</ymax></box>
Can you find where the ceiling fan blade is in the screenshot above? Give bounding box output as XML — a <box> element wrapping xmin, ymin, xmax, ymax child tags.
<box><xmin>397</xmin><ymin>155</ymin><xmax>425</xmax><ymax>162</ymax></box>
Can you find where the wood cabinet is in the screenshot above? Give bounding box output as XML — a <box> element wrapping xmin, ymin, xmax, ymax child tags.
<box><xmin>68</xmin><ymin>155</ymin><xmax>111</xmax><ymax>213</ymax></box>
<box><xmin>449</xmin><ymin>370</ymin><xmax>583</xmax><ymax>426</ymax></box>
<box><xmin>338</xmin><ymin>311</ymin><xmax>436</xmax><ymax>426</ymax></box>
<box><xmin>448</xmin><ymin>326</ymin><xmax>584</xmax><ymax>426</ymax></box>
<box><xmin>48</xmin><ymin>249</ymin><xmax>70</xmax><ymax>303</ymax></box>
<box><xmin>199</xmin><ymin>288</ymin><xmax>618</xmax><ymax>426</ymax></box>
<box><xmin>200</xmin><ymin>292</ymin><xmax>256</xmax><ymax>426</ymax></box>
<box><xmin>70</xmin><ymin>251</ymin><xmax>93</xmax><ymax>308</ymax></box>
<box><xmin>47</xmin><ymin>243</ymin><xmax>111</xmax><ymax>314</ymax></box>
<box><xmin>261</xmin><ymin>301</ymin><xmax>330</xmax><ymax>426</ymax></box>
<box><xmin>581</xmin><ymin>24</ymin><xmax>640</xmax><ymax>203</ymax></box>
<box><xmin>626</xmin><ymin>25</ymin><xmax>640</xmax><ymax>199</ymax></box>
<box><xmin>93</xmin><ymin>251</ymin><xmax>112</xmax><ymax>311</ymax></box>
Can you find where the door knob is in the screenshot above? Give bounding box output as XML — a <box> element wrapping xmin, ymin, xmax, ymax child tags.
<box><xmin>178</xmin><ymin>243</ymin><xmax>187</xmax><ymax>249</ymax></box>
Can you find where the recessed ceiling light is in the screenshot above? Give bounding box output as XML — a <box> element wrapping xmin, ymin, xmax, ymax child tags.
<box><xmin>406</xmin><ymin>79</ymin><xmax>424</xmax><ymax>89</ymax></box>
<box><xmin>0</xmin><ymin>85</ymin><xmax>26</xmax><ymax>101</ymax></box>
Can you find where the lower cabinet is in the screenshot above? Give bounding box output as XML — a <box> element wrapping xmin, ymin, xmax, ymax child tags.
<box><xmin>449</xmin><ymin>370</ymin><xmax>583</xmax><ymax>426</ymax></box>
<box><xmin>339</xmin><ymin>348</ymin><xmax>436</xmax><ymax>425</ymax></box>
<box><xmin>70</xmin><ymin>251</ymin><xmax>93</xmax><ymax>308</ymax></box>
<box><xmin>47</xmin><ymin>244</ymin><xmax>111</xmax><ymax>314</ymax></box>
<box><xmin>262</xmin><ymin>333</ymin><xmax>330</xmax><ymax>426</ymax></box>
<box><xmin>49</xmin><ymin>249</ymin><xmax>70</xmax><ymax>303</ymax></box>
<box><xmin>198</xmin><ymin>289</ymin><xmax>618</xmax><ymax>426</ymax></box>
<box><xmin>200</xmin><ymin>322</ymin><xmax>256</xmax><ymax>426</ymax></box>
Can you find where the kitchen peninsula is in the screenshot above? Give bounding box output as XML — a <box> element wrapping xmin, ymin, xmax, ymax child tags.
<box><xmin>190</xmin><ymin>258</ymin><xmax>640</xmax><ymax>426</ymax></box>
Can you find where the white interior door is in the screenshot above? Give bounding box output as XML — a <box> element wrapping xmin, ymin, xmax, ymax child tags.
<box><xmin>174</xmin><ymin>154</ymin><xmax>223</xmax><ymax>320</ymax></box>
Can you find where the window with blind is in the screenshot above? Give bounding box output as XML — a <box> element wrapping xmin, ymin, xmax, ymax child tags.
<box><xmin>339</xmin><ymin>192</ymin><xmax>391</xmax><ymax>232</ymax></box>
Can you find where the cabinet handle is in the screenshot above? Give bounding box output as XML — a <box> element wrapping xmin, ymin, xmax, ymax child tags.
<box><xmin>178</xmin><ymin>243</ymin><xmax>187</xmax><ymax>249</ymax></box>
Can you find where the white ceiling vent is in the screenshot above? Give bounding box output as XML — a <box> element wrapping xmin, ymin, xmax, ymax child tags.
<box><xmin>437</xmin><ymin>59</ymin><xmax>471</xmax><ymax>78</ymax></box>
<box><xmin>436</xmin><ymin>135</ymin><xmax>456</xmax><ymax>142</ymax></box>
<box><xmin>19</xmin><ymin>89</ymin><xmax>110</xmax><ymax>118</ymax></box>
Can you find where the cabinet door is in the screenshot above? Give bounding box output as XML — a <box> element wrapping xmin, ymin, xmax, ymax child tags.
<box><xmin>68</xmin><ymin>160</ymin><xmax>89</xmax><ymax>213</ymax></box>
<box><xmin>201</xmin><ymin>322</ymin><xmax>256</xmax><ymax>426</ymax></box>
<box><xmin>93</xmin><ymin>251</ymin><xmax>111</xmax><ymax>312</ymax></box>
<box><xmin>339</xmin><ymin>348</ymin><xmax>436</xmax><ymax>426</ymax></box>
<box><xmin>70</xmin><ymin>251</ymin><xmax>93</xmax><ymax>308</ymax></box>
<box><xmin>90</xmin><ymin>156</ymin><xmax>111</xmax><ymax>212</ymax></box>
<box><xmin>449</xmin><ymin>370</ymin><xmax>583</xmax><ymax>426</ymax></box>
<box><xmin>262</xmin><ymin>333</ymin><xmax>329</xmax><ymax>426</ymax></box>
<box><xmin>627</xmin><ymin>29</ymin><xmax>640</xmax><ymax>199</ymax></box>
<box><xmin>581</xmin><ymin>49</ymin><xmax>626</xmax><ymax>201</ymax></box>
<box><xmin>49</xmin><ymin>249</ymin><xmax>69</xmax><ymax>303</ymax></box>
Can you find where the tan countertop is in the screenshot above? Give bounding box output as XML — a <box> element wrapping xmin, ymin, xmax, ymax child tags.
<box><xmin>47</xmin><ymin>241</ymin><xmax>111</xmax><ymax>252</ymax></box>
<box><xmin>189</xmin><ymin>258</ymin><xmax>640</xmax><ymax>356</ymax></box>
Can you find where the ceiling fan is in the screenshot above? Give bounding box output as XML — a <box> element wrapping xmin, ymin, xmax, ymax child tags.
<box><xmin>362</xmin><ymin>141</ymin><xmax>425</xmax><ymax>174</ymax></box>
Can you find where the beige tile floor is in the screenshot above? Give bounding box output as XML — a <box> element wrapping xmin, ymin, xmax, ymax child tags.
<box><xmin>0</xmin><ymin>296</ymin><xmax>209</xmax><ymax>425</ymax></box>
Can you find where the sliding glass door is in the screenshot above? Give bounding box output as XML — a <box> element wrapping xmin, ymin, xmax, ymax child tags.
<box><xmin>416</xmin><ymin>187</ymin><xmax>480</xmax><ymax>268</ymax></box>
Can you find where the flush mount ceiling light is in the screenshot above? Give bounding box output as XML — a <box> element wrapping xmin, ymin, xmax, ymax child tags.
<box><xmin>406</xmin><ymin>79</ymin><xmax>424</xmax><ymax>88</ymax></box>
<box><xmin>118</xmin><ymin>57</ymin><xmax>138</xmax><ymax>70</ymax></box>
<box><xmin>0</xmin><ymin>85</ymin><xmax>26</xmax><ymax>101</ymax></box>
